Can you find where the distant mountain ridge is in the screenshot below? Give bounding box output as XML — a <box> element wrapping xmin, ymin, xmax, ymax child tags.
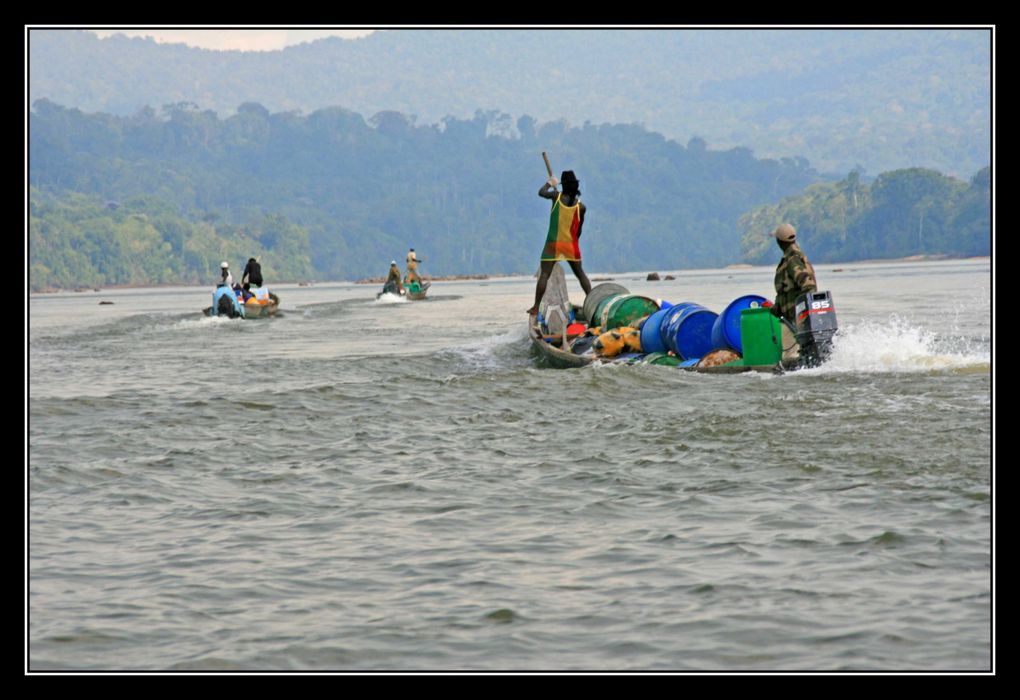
<box><xmin>28</xmin><ymin>28</ymin><xmax>991</xmax><ymax>177</ymax></box>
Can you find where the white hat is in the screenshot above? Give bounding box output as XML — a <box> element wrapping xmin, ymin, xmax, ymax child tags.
<box><xmin>220</xmin><ymin>261</ymin><xmax>230</xmax><ymax>269</ymax></box>
<box><xmin>772</xmin><ymin>224</ymin><xmax>796</xmax><ymax>242</ymax></box>
<box><xmin>391</xmin><ymin>260</ymin><xmax>397</xmax><ymax>265</ymax></box>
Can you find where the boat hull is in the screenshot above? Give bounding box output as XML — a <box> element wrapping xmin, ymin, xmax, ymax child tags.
<box><xmin>203</xmin><ymin>292</ymin><xmax>280</xmax><ymax>319</ymax></box>
<box><xmin>406</xmin><ymin>282</ymin><xmax>431</xmax><ymax>300</ymax></box>
<box><xmin>529</xmin><ymin>317</ymin><xmax>796</xmax><ymax>373</ymax></box>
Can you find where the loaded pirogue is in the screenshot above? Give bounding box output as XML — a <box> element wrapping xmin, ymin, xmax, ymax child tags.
<box><xmin>529</xmin><ymin>269</ymin><xmax>837</xmax><ymax>373</ymax></box>
<box><xmin>205</xmin><ymin>285</ymin><xmax>280</xmax><ymax>319</ymax></box>
<box><xmin>404</xmin><ymin>279</ymin><xmax>431</xmax><ymax>300</ymax></box>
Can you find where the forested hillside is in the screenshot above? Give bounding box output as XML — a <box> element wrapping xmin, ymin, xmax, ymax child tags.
<box><xmin>29</xmin><ymin>100</ymin><xmax>826</xmax><ymax>289</ymax></box>
<box><xmin>739</xmin><ymin>167</ymin><xmax>990</xmax><ymax>264</ymax></box>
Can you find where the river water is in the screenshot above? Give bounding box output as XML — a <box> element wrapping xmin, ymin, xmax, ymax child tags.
<box><xmin>28</xmin><ymin>259</ymin><xmax>993</xmax><ymax>672</ymax></box>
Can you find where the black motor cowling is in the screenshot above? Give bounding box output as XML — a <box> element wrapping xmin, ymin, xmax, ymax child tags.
<box><xmin>794</xmin><ymin>291</ymin><xmax>838</xmax><ymax>367</ymax></box>
<box><xmin>217</xmin><ymin>294</ymin><xmax>240</xmax><ymax>319</ymax></box>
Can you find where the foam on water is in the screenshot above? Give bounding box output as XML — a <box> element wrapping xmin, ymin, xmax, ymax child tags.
<box><xmin>375</xmin><ymin>292</ymin><xmax>408</xmax><ymax>305</ymax></box>
<box><xmin>524</xmin><ymin>313</ymin><xmax>990</xmax><ymax>377</ymax></box>
<box><xmin>440</xmin><ymin>325</ymin><xmax>531</xmax><ymax>371</ymax></box>
<box><xmin>171</xmin><ymin>315</ymin><xmax>236</xmax><ymax>330</ymax></box>
<box><xmin>811</xmin><ymin>315</ymin><xmax>990</xmax><ymax>374</ymax></box>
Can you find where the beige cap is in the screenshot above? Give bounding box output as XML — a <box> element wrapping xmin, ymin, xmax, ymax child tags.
<box><xmin>772</xmin><ymin>223</ymin><xmax>796</xmax><ymax>242</ymax></box>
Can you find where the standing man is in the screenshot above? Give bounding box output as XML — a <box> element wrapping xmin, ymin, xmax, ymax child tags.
<box><xmin>527</xmin><ymin>170</ymin><xmax>592</xmax><ymax>317</ymax></box>
<box><xmin>405</xmin><ymin>248</ymin><xmax>422</xmax><ymax>285</ymax></box>
<box><xmin>771</xmin><ymin>223</ymin><xmax>817</xmax><ymax>324</ymax></box>
<box><xmin>241</xmin><ymin>257</ymin><xmax>263</xmax><ymax>291</ymax></box>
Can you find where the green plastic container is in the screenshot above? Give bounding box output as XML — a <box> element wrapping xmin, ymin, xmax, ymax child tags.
<box><xmin>603</xmin><ymin>295</ymin><xmax>660</xmax><ymax>331</ymax></box>
<box><xmin>739</xmin><ymin>307</ymin><xmax>782</xmax><ymax>366</ymax></box>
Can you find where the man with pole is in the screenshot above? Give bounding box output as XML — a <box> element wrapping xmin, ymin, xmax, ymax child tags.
<box><xmin>527</xmin><ymin>152</ymin><xmax>593</xmax><ymax>318</ymax></box>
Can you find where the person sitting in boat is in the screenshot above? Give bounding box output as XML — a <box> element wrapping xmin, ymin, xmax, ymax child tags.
<box><xmin>527</xmin><ymin>170</ymin><xmax>593</xmax><ymax>318</ymax></box>
<box><xmin>241</xmin><ymin>257</ymin><xmax>263</xmax><ymax>292</ymax></box>
<box><xmin>770</xmin><ymin>223</ymin><xmax>817</xmax><ymax>324</ymax></box>
<box><xmin>218</xmin><ymin>261</ymin><xmax>234</xmax><ymax>289</ymax></box>
<box><xmin>383</xmin><ymin>261</ymin><xmax>405</xmax><ymax>296</ymax></box>
<box><xmin>405</xmin><ymin>248</ymin><xmax>423</xmax><ymax>285</ymax></box>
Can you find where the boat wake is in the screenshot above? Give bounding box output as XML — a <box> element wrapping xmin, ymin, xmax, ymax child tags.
<box><xmin>375</xmin><ymin>292</ymin><xmax>408</xmax><ymax>305</ymax></box>
<box><xmin>439</xmin><ymin>326</ymin><xmax>533</xmax><ymax>372</ymax></box>
<box><xmin>535</xmin><ymin>314</ymin><xmax>989</xmax><ymax>376</ymax></box>
<box><xmin>808</xmin><ymin>316</ymin><xmax>990</xmax><ymax>374</ymax></box>
<box><xmin>169</xmin><ymin>315</ymin><xmax>248</xmax><ymax>332</ymax></box>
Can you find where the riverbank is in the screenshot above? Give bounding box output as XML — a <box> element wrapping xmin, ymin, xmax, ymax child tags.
<box><xmin>29</xmin><ymin>255</ymin><xmax>991</xmax><ymax>293</ymax></box>
<box><xmin>355</xmin><ymin>274</ymin><xmax>510</xmax><ymax>284</ymax></box>
<box><xmin>723</xmin><ymin>254</ymin><xmax>988</xmax><ymax>270</ymax></box>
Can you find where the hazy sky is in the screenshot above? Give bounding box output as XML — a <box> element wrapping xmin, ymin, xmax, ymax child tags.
<box><xmin>88</xmin><ymin>29</ymin><xmax>376</xmax><ymax>52</ymax></box>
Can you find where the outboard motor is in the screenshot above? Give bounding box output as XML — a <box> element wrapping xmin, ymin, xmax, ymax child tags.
<box><xmin>217</xmin><ymin>293</ymin><xmax>240</xmax><ymax>319</ymax></box>
<box><xmin>794</xmin><ymin>290</ymin><xmax>838</xmax><ymax>367</ymax></box>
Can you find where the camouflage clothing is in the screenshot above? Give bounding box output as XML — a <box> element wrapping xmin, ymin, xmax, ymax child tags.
<box><xmin>774</xmin><ymin>243</ymin><xmax>817</xmax><ymax>323</ymax></box>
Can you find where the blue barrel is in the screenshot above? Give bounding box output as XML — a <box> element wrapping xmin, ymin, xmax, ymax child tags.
<box><xmin>661</xmin><ymin>303</ymin><xmax>718</xmax><ymax>360</ymax></box>
<box><xmin>711</xmin><ymin>295</ymin><xmax>768</xmax><ymax>353</ymax></box>
<box><xmin>659</xmin><ymin>302</ymin><xmax>691</xmax><ymax>340</ymax></box>
<box><xmin>639</xmin><ymin>307</ymin><xmax>672</xmax><ymax>354</ymax></box>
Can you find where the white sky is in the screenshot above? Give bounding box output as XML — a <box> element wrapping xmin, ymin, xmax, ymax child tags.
<box><xmin>88</xmin><ymin>29</ymin><xmax>376</xmax><ymax>52</ymax></box>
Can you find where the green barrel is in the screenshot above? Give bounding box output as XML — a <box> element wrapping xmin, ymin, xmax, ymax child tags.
<box><xmin>582</xmin><ymin>283</ymin><xmax>629</xmax><ymax>325</ymax></box>
<box><xmin>603</xmin><ymin>294</ymin><xmax>660</xmax><ymax>331</ymax></box>
<box><xmin>739</xmin><ymin>307</ymin><xmax>782</xmax><ymax>366</ymax></box>
<box><xmin>592</xmin><ymin>293</ymin><xmax>627</xmax><ymax>330</ymax></box>
<box><xmin>641</xmin><ymin>352</ymin><xmax>681</xmax><ymax>366</ymax></box>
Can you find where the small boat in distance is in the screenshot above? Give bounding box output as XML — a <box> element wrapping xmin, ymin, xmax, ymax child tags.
<box><xmin>405</xmin><ymin>280</ymin><xmax>431</xmax><ymax>300</ymax></box>
<box><xmin>204</xmin><ymin>286</ymin><xmax>280</xmax><ymax>319</ymax></box>
<box><xmin>377</xmin><ymin>278</ymin><xmax>407</xmax><ymax>300</ymax></box>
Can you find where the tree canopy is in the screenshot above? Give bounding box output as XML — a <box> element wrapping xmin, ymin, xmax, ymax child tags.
<box><xmin>28</xmin><ymin>101</ymin><xmax>989</xmax><ymax>291</ymax></box>
<box><xmin>739</xmin><ymin>167</ymin><xmax>990</xmax><ymax>264</ymax></box>
<box><xmin>30</xmin><ymin>100</ymin><xmax>825</xmax><ymax>289</ymax></box>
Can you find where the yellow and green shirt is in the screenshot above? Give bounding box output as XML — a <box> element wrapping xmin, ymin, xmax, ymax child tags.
<box><xmin>541</xmin><ymin>193</ymin><xmax>583</xmax><ymax>261</ymax></box>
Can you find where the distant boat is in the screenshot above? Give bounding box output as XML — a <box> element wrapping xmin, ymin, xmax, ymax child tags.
<box><xmin>377</xmin><ymin>279</ymin><xmax>407</xmax><ymax>299</ymax></box>
<box><xmin>203</xmin><ymin>288</ymin><xmax>280</xmax><ymax>319</ymax></box>
<box><xmin>240</xmin><ymin>292</ymin><xmax>280</xmax><ymax>318</ymax></box>
<box><xmin>405</xmin><ymin>280</ymin><xmax>431</xmax><ymax>300</ymax></box>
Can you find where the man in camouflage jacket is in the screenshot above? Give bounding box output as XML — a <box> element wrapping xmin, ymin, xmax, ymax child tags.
<box><xmin>772</xmin><ymin>223</ymin><xmax>817</xmax><ymax>323</ymax></box>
